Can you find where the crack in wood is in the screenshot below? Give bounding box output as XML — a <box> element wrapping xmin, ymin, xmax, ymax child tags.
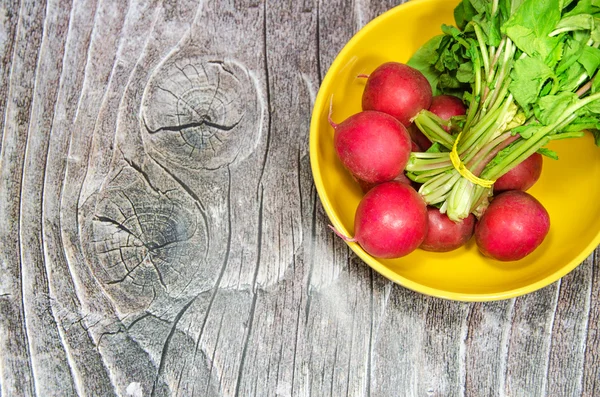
<box><xmin>140</xmin><ymin>51</ymin><xmax>260</xmax><ymax>171</ymax></box>
<box><xmin>143</xmin><ymin>115</ymin><xmax>242</xmax><ymax>135</ymax></box>
<box><xmin>151</xmin><ymin>294</ymin><xmax>199</xmax><ymax>397</ymax></box>
<box><xmin>92</xmin><ymin>181</ymin><xmax>204</xmax><ymax>299</ymax></box>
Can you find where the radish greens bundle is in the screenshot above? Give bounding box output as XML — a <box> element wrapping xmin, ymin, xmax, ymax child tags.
<box><xmin>405</xmin><ymin>0</ymin><xmax>600</xmax><ymax>221</ymax></box>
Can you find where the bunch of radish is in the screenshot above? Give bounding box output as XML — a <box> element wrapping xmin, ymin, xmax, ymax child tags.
<box><xmin>330</xmin><ymin>62</ymin><xmax>550</xmax><ymax>262</ymax></box>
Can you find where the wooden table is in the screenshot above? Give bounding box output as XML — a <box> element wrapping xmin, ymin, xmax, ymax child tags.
<box><xmin>0</xmin><ymin>0</ymin><xmax>598</xmax><ymax>395</ymax></box>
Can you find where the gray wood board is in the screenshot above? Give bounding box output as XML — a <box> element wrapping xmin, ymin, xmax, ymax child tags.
<box><xmin>0</xmin><ymin>0</ymin><xmax>598</xmax><ymax>396</ymax></box>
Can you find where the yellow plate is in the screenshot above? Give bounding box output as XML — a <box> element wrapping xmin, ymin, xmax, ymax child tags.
<box><xmin>309</xmin><ymin>0</ymin><xmax>600</xmax><ymax>301</ymax></box>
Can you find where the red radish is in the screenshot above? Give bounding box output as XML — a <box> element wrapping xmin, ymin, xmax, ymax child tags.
<box><xmin>493</xmin><ymin>153</ymin><xmax>543</xmax><ymax>193</ymax></box>
<box><xmin>420</xmin><ymin>207</ymin><xmax>475</xmax><ymax>252</ymax></box>
<box><xmin>355</xmin><ymin>173</ymin><xmax>412</xmax><ymax>194</ymax></box>
<box><xmin>408</xmin><ymin>124</ymin><xmax>432</xmax><ymax>151</ymax></box>
<box><xmin>474</xmin><ymin>190</ymin><xmax>550</xmax><ymax>261</ymax></box>
<box><xmin>411</xmin><ymin>140</ymin><xmax>422</xmax><ymax>152</ymax></box>
<box><xmin>332</xmin><ymin>110</ymin><xmax>412</xmax><ymax>184</ymax></box>
<box><xmin>362</xmin><ymin>62</ymin><xmax>433</xmax><ymax>127</ymax></box>
<box><xmin>354</xmin><ymin>140</ymin><xmax>420</xmax><ymax>193</ymax></box>
<box><xmin>428</xmin><ymin>95</ymin><xmax>466</xmax><ymax>132</ymax></box>
<box><xmin>343</xmin><ymin>181</ymin><xmax>428</xmax><ymax>259</ymax></box>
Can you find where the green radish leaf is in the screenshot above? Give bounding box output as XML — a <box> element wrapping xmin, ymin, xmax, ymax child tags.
<box><xmin>560</xmin><ymin>0</ymin><xmax>577</xmax><ymax>9</ymax></box>
<box><xmin>564</xmin><ymin>0</ymin><xmax>600</xmax><ymax>18</ymax></box>
<box><xmin>473</xmin><ymin>12</ymin><xmax>502</xmax><ymax>46</ymax></box>
<box><xmin>468</xmin><ymin>0</ymin><xmax>487</xmax><ymax>14</ymax></box>
<box><xmin>591</xmin><ymin>129</ymin><xmax>600</xmax><ymax>145</ymax></box>
<box><xmin>553</xmin><ymin>14</ymin><xmax>600</xmax><ymax>42</ymax></box>
<box><xmin>456</xmin><ymin>62</ymin><xmax>474</xmax><ymax>83</ymax></box>
<box><xmin>426</xmin><ymin>142</ymin><xmax>449</xmax><ymax>153</ymax></box>
<box><xmin>441</xmin><ymin>24</ymin><xmax>471</xmax><ymax>48</ymax></box>
<box><xmin>562</xmin><ymin>117</ymin><xmax>600</xmax><ymax>132</ymax></box>
<box><xmin>537</xmin><ymin>147</ymin><xmax>559</xmax><ymax>159</ymax></box>
<box><xmin>512</xmin><ymin>124</ymin><xmax>543</xmax><ymax>139</ymax></box>
<box><xmin>510</xmin><ymin>56</ymin><xmax>556</xmax><ymax>107</ymax></box>
<box><xmin>556</xmin><ymin>36</ymin><xmax>584</xmax><ymax>75</ymax></box>
<box><xmin>559</xmin><ymin>62</ymin><xmax>587</xmax><ymax>92</ymax></box>
<box><xmin>552</xmin><ymin>14</ymin><xmax>596</xmax><ymax>33</ymax></box>
<box><xmin>454</xmin><ymin>0</ymin><xmax>477</xmax><ymax>29</ymax></box>
<box><xmin>441</xmin><ymin>53</ymin><xmax>459</xmax><ymax>71</ymax></box>
<box><xmin>584</xmin><ymin>96</ymin><xmax>600</xmax><ymax>113</ymax></box>
<box><xmin>440</xmin><ymin>73</ymin><xmax>463</xmax><ymax>89</ymax></box>
<box><xmin>502</xmin><ymin>0</ymin><xmax>562</xmax><ymax>57</ymax></box>
<box><xmin>578</xmin><ymin>46</ymin><xmax>600</xmax><ymax>76</ymax></box>
<box><xmin>545</xmin><ymin>35</ymin><xmax>565</xmax><ymax>69</ymax></box>
<box><xmin>498</xmin><ymin>0</ymin><xmax>525</xmax><ymax>20</ymax></box>
<box><xmin>407</xmin><ymin>35</ymin><xmax>445</xmax><ymax>96</ymax></box>
<box><xmin>593</xmin><ymin>73</ymin><xmax>600</xmax><ymax>93</ymax></box>
<box><xmin>534</xmin><ymin>92</ymin><xmax>579</xmax><ymax>125</ymax></box>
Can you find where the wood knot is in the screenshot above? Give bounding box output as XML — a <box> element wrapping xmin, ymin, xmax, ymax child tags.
<box><xmin>89</xmin><ymin>165</ymin><xmax>211</xmax><ymax>311</ymax></box>
<box><xmin>140</xmin><ymin>51</ymin><xmax>262</xmax><ymax>170</ymax></box>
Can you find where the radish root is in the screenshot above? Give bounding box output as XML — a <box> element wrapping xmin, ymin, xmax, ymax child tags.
<box><xmin>328</xmin><ymin>95</ymin><xmax>339</xmax><ymax>129</ymax></box>
<box><xmin>328</xmin><ymin>224</ymin><xmax>357</xmax><ymax>242</ymax></box>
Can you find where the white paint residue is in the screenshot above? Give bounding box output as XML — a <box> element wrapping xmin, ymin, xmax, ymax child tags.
<box><xmin>126</xmin><ymin>382</ymin><xmax>143</xmax><ymax>397</ymax></box>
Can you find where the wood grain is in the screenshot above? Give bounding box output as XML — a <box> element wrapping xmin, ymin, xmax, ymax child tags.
<box><xmin>0</xmin><ymin>0</ymin><xmax>598</xmax><ymax>396</ymax></box>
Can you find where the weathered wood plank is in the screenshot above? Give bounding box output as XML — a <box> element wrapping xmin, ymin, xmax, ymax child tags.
<box><xmin>19</xmin><ymin>0</ymin><xmax>77</xmax><ymax>395</ymax></box>
<box><xmin>421</xmin><ymin>299</ymin><xmax>470</xmax><ymax>396</ymax></box>
<box><xmin>41</xmin><ymin>0</ymin><xmax>117</xmax><ymax>394</ymax></box>
<box><xmin>0</xmin><ymin>0</ymin><xmax>599</xmax><ymax>396</ymax></box>
<box><xmin>94</xmin><ymin>0</ymin><xmax>273</xmax><ymax>395</ymax></box>
<box><xmin>546</xmin><ymin>256</ymin><xmax>594</xmax><ymax>396</ymax></box>
<box><xmin>583</xmin><ymin>251</ymin><xmax>600</xmax><ymax>396</ymax></box>
<box><xmin>0</xmin><ymin>0</ymin><xmax>21</xmax><ymax>151</ymax></box>
<box><xmin>503</xmin><ymin>284</ymin><xmax>560</xmax><ymax>396</ymax></box>
<box><xmin>51</xmin><ymin>0</ymin><xmax>186</xmax><ymax>394</ymax></box>
<box><xmin>238</xmin><ymin>2</ymin><xmax>320</xmax><ymax>395</ymax></box>
<box><xmin>0</xmin><ymin>0</ymin><xmax>47</xmax><ymax>395</ymax></box>
<box><xmin>465</xmin><ymin>300</ymin><xmax>514</xmax><ymax>396</ymax></box>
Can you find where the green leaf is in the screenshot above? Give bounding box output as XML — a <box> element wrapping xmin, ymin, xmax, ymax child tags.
<box><xmin>498</xmin><ymin>0</ymin><xmax>525</xmax><ymax>20</ymax></box>
<box><xmin>534</xmin><ymin>92</ymin><xmax>579</xmax><ymax>125</ymax></box>
<box><xmin>562</xmin><ymin>116</ymin><xmax>600</xmax><ymax>131</ymax></box>
<box><xmin>509</xmin><ymin>56</ymin><xmax>556</xmax><ymax>107</ymax></box>
<box><xmin>454</xmin><ymin>0</ymin><xmax>477</xmax><ymax>29</ymax></box>
<box><xmin>560</xmin><ymin>0</ymin><xmax>577</xmax><ymax>9</ymax></box>
<box><xmin>591</xmin><ymin>129</ymin><xmax>600</xmax><ymax>145</ymax></box>
<box><xmin>564</xmin><ymin>0</ymin><xmax>600</xmax><ymax>18</ymax></box>
<box><xmin>426</xmin><ymin>142</ymin><xmax>449</xmax><ymax>153</ymax></box>
<box><xmin>441</xmin><ymin>51</ymin><xmax>459</xmax><ymax>71</ymax></box>
<box><xmin>440</xmin><ymin>73</ymin><xmax>463</xmax><ymax>89</ymax></box>
<box><xmin>502</xmin><ymin>0</ymin><xmax>562</xmax><ymax>57</ymax></box>
<box><xmin>578</xmin><ymin>46</ymin><xmax>600</xmax><ymax>76</ymax></box>
<box><xmin>552</xmin><ymin>14</ymin><xmax>600</xmax><ymax>42</ymax></box>
<box><xmin>468</xmin><ymin>0</ymin><xmax>487</xmax><ymax>14</ymax></box>
<box><xmin>473</xmin><ymin>14</ymin><xmax>503</xmax><ymax>47</ymax></box>
<box><xmin>558</xmin><ymin>62</ymin><xmax>587</xmax><ymax>92</ymax></box>
<box><xmin>407</xmin><ymin>35</ymin><xmax>445</xmax><ymax>96</ymax></box>
<box><xmin>456</xmin><ymin>62</ymin><xmax>474</xmax><ymax>83</ymax></box>
<box><xmin>556</xmin><ymin>37</ymin><xmax>584</xmax><ymax>75</ymax></box>
<box><xmin>593</xmin><ymin>73</ymin><xmax>600</xmax><ymax>93</ymax></box>
<box><xmin>584</xmin><ymin>95</ymin><xmax>600</xmax><ymax>113</ymax></box>
<box><xmin>441</xmin><ymin>24</ymin><xmax>471</xmax><ymax>48</ymax></box>
<box><xmin>545</xmin><ymin>37</ymin><xmax>565</xmax><ymax>69</ymax></box>
<box><xmin>537</xmin><ymin>147</ymin><xmax>559</xmax><ymax>159</ymax></box>
<box><xmin>512</xmin><ymin>124</ymin><xmax>543</xmax><ymax>139</ymax></box>
<box><xmin>553</xmin><ymin>14</ymin><xmax>595</xmax><ymax>32</ymax></box>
